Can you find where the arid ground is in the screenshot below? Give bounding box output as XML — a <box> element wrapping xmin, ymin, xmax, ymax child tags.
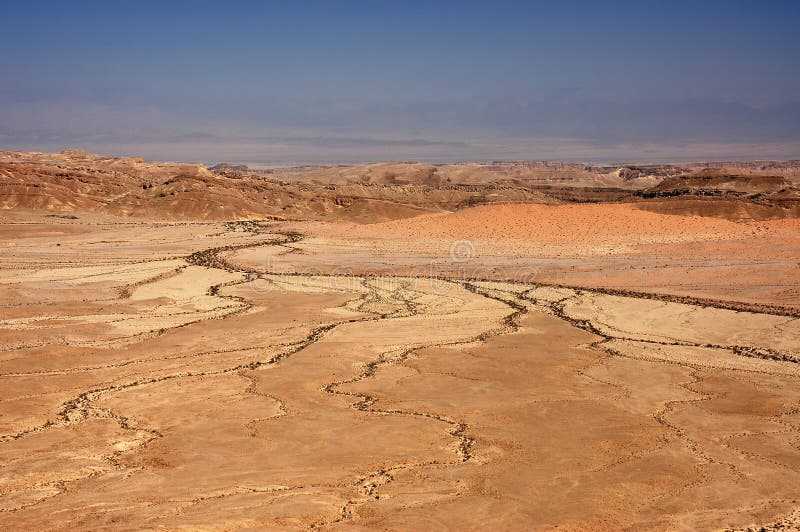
<box><xmin>1</xmin><ymin>151</ymin><xmax>800</xmax><ymax>530</ymax></box>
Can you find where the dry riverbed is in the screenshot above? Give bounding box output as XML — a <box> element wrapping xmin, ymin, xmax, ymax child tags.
<box><xmin>1</xmin><ymin>211</ymin><xmax>799</xmax><ymax>530</ymax></box>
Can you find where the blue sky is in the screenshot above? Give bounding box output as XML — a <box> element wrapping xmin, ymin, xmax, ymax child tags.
<box><xmin>2</xmin><ymin>1</ymin><xmax>799</xmax><ymax>163</ymax></box>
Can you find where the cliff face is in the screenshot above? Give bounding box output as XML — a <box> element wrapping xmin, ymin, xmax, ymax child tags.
<box><xmin>635</xmin><ymin>171</ymin><xmax>800</xmax><ymax>220</ymax></box>
<box><xmin>652</xmin><ymin>172</ymin><xmax>790</xmax><ymax>194</ymax></box>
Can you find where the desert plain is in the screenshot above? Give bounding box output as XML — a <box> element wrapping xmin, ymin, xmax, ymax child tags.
<box><xmin>1</xmin><ymin>151</ymin><xmax>800</xmax><ymax>530</ymax></box>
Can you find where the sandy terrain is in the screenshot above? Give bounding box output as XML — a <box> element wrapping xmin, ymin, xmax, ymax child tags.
<box><xmin>1</xmin><ymin>206</ymin><xmax>799</xmax><ymax>530</ymax></box>
<box><xmin>264</xmin><ymin>203</ymin><xmax>800</xmax><ymax>312</ymax></box>
<box><xmin>2</xmin><ymin>152</ymin><xmax>800</xmax><ymax>529</ymax></box>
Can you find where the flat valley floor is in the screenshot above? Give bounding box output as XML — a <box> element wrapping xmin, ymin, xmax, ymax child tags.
<box><xmin>2</xmin><ymin>210</ymin><xmax>800</xmax><ymax>530</ymax></box>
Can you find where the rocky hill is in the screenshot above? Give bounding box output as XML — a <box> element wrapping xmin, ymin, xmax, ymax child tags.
<box><xmin>2</xmin><ymin>150</ymin><xmax>799</xmax><ymax>221</ymax></box>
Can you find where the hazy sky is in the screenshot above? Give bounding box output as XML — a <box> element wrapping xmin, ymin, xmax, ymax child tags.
<box><xmin>2</xmin><ymin>1</ymin><xmax>799</xmax><ymax>164</ymax></box>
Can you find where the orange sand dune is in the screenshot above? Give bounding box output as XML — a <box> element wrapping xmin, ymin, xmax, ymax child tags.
<box><xmin>288</xmin><ymin>202</ymin><xmax>800</xmax><ymax>311</ymax></box>
<box><xmin>315</xmin><ymin>204</ymin><xmax>800</xmax><ymax>254</ymax></box>
<box><xmin>323</xmin><ymin>202</ymin><xmax>799</xmax><ymax>246</ymax></box>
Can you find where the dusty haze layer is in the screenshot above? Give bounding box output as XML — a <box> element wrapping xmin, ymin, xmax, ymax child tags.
<box><xmin>1</xmin><ymin>151</ymin><xmax>800</xmax><ymax>530</ymax></box>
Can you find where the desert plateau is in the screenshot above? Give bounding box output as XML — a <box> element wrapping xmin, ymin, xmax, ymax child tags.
<box><xmin>1</xmin><ymin>150</ymin><xmax>799</xmax><ymax>530</ymax></box>
<box><xmin>4</xmin><ymin>2</ymin><xmax>800</xmax><ymax>529</ymax></box>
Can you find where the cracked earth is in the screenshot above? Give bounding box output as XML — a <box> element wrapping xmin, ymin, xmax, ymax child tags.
<box><xmin>1</xmin><ymin>212</ymin><xmax>800</xmax><ymax>530</ymax></box>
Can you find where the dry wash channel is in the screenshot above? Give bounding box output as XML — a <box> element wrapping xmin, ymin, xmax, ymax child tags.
<box><xmin>0</xmin><ymin>216</ymin><xmax>799</xmax><ymax>530</ymax></box>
